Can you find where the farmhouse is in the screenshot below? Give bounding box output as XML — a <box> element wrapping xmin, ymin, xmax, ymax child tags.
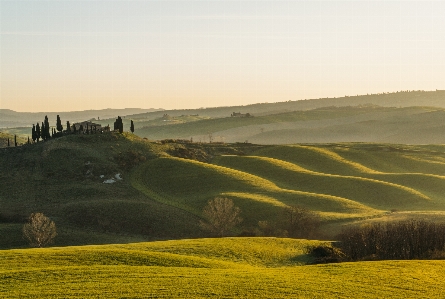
<box><xmin>71</xmin><ymin>121</ymin><xmax>104</xmax><ymax>131</ymax></box>
<box><xmin>231</xmin><ymin>112</ymin><xmax>252</xmax><ymax>117</ymax></box>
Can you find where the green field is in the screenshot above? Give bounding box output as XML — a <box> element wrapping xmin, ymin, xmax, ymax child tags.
<box><xmin>2</xmin><ymin>132</ymin><xmax>445</xmax><ymax>248</ymax></box>
<box><xmin>1</xmin><ymin>238</ymin><xmax>445</xmax><ymax>298</ymax></box>
<box><xmin>3</xmin><ymin>112</ymin><xmax>445</xmax><ymax>297</ymax></box>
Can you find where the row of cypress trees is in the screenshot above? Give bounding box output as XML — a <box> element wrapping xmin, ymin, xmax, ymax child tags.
<box><xmin>31</xmin><ymin>115</ymin><xmax>135</xmax><ymax>143</ymax></box>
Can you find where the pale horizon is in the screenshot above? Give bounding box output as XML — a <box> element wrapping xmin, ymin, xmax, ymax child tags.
<box><xmin>2</xmin><ymin>0</ymin><xmax>445</xmax><ymax>113</ymax></box>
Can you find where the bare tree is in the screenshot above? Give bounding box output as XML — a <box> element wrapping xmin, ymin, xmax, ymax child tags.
<box><xmin>282</xmin><ymin>206</ymin><xmax>321</xmax><ymax>239</ymax></box>
<box><xmin>23</xmin><ymin>213</ymin><xmax>57</xmax><ymax>247</ymax></box>
<box><xmin>200</xmin><ymin>197</ymin><xmax>242</xmax><ymax>237</ymax></box>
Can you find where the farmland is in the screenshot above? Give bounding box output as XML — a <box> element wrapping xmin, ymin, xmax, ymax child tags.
<box><xmin>1</xmin><ymin>238</ymin><xmax>445</xmax><ymax>298</ymax></box>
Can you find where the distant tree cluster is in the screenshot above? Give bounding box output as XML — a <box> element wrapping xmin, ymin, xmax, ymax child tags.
<box><xmin>29</xmin><ymin>115</ymin><xmax>134</xmax><ymax>143</ymax></box>
<box><xmin>337</xmin><ymin>220</ymin><xmax>445</xmax><ymax>261</ymax></box>
<box><xmin>255</xmin><ymin>206</ymin><xmax>321</xmax><ymax>239</ymax></box>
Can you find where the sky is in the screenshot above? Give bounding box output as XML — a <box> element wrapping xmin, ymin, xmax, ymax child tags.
<box><xmin>1</xmin><ymin>0</ymin><xmax>445</xmax><ymax>112</ymax></box>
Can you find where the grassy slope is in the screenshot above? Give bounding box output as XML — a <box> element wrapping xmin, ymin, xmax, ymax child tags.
<box><xmin>1</xmin><ymin>238</ymin><xmax>445</xmax><ymax>298</ymax></box>
<box><xmin>0</xmin><ymin>132</ymin><xmax>27</xmax><ymax>148</ymax></box>
<box><xmin>131</xmin><ymin>156</ymin><xmax>377</xmax><ymax>226</ymax></box>
<box><xmin>252</xmin><ymin>144</ymin><xmax>445</xmax><ymax>210</ymax></box>
<box><xmin>3</xmin><ymin>133</ymin><xmax>445</xmax><ymax>248</ymax></box>
<box><xmin>0</xmin><ymin>133</ymin><xmax>205</xmax><ymax>248</ymax></box>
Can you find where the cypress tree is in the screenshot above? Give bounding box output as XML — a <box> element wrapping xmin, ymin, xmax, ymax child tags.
<box><xmin>28</xmin><ymin>136</ymin><xmax>30</xmax><ymax>144</ymax></box>
<box><xmin>14</xmin><ymin>135</ymin><xmax>17</xmax><ymax>147</ymax></box>
<box><xmin>7</xmin><ymin>138</ymin><xmax>10</xmax><ymax>147</ymax></box>
<box><xmin>130</xmin><ymin>120</ymin><xmax>134</xmax><ymax>133</ymax></box>
<box><xmin>32</xmin><ymin>124</ymin><xmax>36</xmax><ymax>143</ymax></box>
<box><xmin>36</xmin><ymin>123</ymin><xmax>41</xmax><ymax>142</ymax></box>
<box><xmin>113</xmin><ymin>116</ymin><xmax>123</xmax><ymax>133</ymax></box>
<box><xmin>66</xmin><ymin>121</ymin><xmax>71</xmax><ymax>133</ymax></box>
<box><xmin>44</xmin><ymin>116</ymin><xmax>50</xmax><ymax>140</ymax></box>
<box><xmin>56</xmin><ymin>115</ymin><xmax>63</xmax><ymax>132</ymax></box>
<box><xmin>41</xmin><ymin>122</ymin><xmax>45</xmax><ymax>141</ymax></box>
<box><xmin>73</xmin><ymin>123</ymin><xmax>77</xmax><ymax>134</ymax></box>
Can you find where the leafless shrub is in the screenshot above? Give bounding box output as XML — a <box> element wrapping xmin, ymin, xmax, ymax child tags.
<box><xmin>199</xmin><ymin>197</ymin><xmax>242</xmax><ymax>237</ymax></box>
<box><xmin>23</xmin><ymin>213</ymin><xmax>57</xmax><ymax>247</ymax></box>
<box><xmin>337</xmin><ymin>220</ymin><xmax>445</xmax><ymax>261</ymax></box>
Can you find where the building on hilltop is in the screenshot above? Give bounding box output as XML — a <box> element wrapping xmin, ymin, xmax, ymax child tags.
<box><xmin>231</xmin><ymin>112</ymin><xmax>252</xmax><ymax>117</ymax></box>
<box><xmin>72</xmin><ymin>121</ymin><xmax>105</xmax><ymax>133</ymax></box>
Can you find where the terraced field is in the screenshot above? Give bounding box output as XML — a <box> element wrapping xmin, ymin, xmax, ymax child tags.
<box><xmin>2</xmin><ymin>238</ymin><xmax>445</xmax><ymax>298</ymax></box>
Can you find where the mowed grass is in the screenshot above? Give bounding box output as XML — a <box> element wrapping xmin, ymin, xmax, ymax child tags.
<box><xmin>1</xmin><ymin>238</ymin><xmax>445</xmax><ymax>298</ymax></box>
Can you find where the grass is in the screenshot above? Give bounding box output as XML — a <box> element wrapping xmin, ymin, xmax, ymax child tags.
<box><xmin>132</xmin><ymin>156</ymin><xmax>378</xmax><ymax>227</ymax></box>
<box><xmin>1</xmin><ymin>238</ymin><xmax>445</xmax><ymax>298</ymax></box>
<box><xmin>0</xmin><ymin>131</ymin><xmax>28</xmax><ymax>148</ymax></box>
<box><xmin>3</xmin><ymin>133</ymin><xmax>445</xmax><ymax>247</ymax></box>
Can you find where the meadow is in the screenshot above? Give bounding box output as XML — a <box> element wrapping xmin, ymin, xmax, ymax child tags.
<box><xmin>2</xmin><ymin>132</ymin><xmax>445</xmax><ymax>248</ymax></box>
<box><xmin>2</xmin><ymin>237</ymin><xmax>445</xmax><ymax>298</ymax></box>
<box><xmin>2</xmin><ymin>108</ymin><xmax>445</xmax><ymax>297</ymax></box>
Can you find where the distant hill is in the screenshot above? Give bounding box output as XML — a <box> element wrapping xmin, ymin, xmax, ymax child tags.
<box><xmin>133</xmin><ymin>105</ymin><xmax>445</xmax><ymax>144</ymax></box>
<box><xmin>120</xmin><ymin>90</ymin><xmax>445</xmax><ymax>121</ymax></box>
<box><xmin>2</xmin><ymin>133</ymin><xmax>445</xmax><ymax>249</ymax></box>
<box><xmin>0</xmin><ymin>108</ymin><xmax>161</xmax><ymax>129</ymax></box>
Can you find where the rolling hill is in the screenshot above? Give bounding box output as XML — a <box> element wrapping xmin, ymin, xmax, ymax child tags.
<box><xmin>5</xmin><ymin>90</ymin><xmax>445</xmax><ymax>145</ymax></box>
<box><xmin>129</xmin><ymin>105</ymin><xmax>445</xmax><ymax>144</ymax></box>
<box><xmin>2</xmin><ymin>133</ymin><xmax>445</xmax><ymax>249</ymax></box>
<box><xmin>2</xmin><ymin>237</ymin><xmax>445</xmax><ymax>298</ymax></box>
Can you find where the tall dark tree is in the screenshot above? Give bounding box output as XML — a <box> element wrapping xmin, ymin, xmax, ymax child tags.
<box><xmin>130</xmin><ymin>120</ymin><xmax>135</xmax><ymax>133</ymax></box>
<box><xmin>41</xmin><ymin>122</ymin><xmax>45</xmax><ymax>140</ymax></box>
<box><xmin>36</xmin><ymin>123</ymin><xmax>41</xmax><ymax>142</ymax></box>
<box><xmin>14</xmin><ymin>135</ymin><xmax>17</xmax><ymax>147</ymax></box>
<box><xmin>28</xmin><ymin>136</ymin><xmax>30</xmax><ymax>144</ymax></box>
<box><xmin>44</xmin><ymin>116</ymin><xmax>50</xmax><ymax>140</ymax></box>
<box><xmin>73</xmin><ymin>123</ymin><xmax>77</xmax><ymax>134</ymax></box>
<box><xmin>32</xmin><ymin>124</ymin><xmax>36</xmax><ymax>143</ymax></box>
<box><xmin>56</xmin><ymin>115</ymin><xmax>63</xmax><ymax>132</ymax></box>
<box><xmin>66</xmin><ymin>121</ymin><xmax>71</xmax><ymax>133</ymax></box>
<box><xmin>114</xmin><ymin>116</ymin><xmax>123</xmax><ymax>133</ymax></box>
<box><xmin>79</xmin><ymin>124</ymin><xmax>84</xmax><ymax>133</ymax></box>
<box><xmin>7</xmin><ymin>138</ymin><xmax>10</xmax><ymax>147</ymax></box>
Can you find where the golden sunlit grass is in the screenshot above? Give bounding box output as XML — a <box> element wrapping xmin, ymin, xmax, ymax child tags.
<box><xmin>2</xmin><ymin>238</ymin><xmax>445</xmax><ymax>298</ymax></box>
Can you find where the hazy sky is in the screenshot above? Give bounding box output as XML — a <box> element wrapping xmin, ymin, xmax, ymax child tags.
<box><xmin>1</xmin><ymin>0</ymin><xmax>445</xmax><ymax>112</ymax></box>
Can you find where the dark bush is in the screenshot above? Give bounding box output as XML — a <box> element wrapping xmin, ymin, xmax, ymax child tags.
<box><xmin>306</xmin><ymin>244</ymin><xmax>345</xmax><ymax>264</ymax></box>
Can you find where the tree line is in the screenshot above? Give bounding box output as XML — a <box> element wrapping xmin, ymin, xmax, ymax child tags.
<box><xmin>29</xmin><ymin>115</ymin><xmax>135</xmax><ymax>143</ymax></box>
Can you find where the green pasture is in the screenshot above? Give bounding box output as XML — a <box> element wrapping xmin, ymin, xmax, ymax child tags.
<box><xmin>3</xmin><ymin>132</ymin><xmax>445</xmax><ymax>248</ymax></box>
<box><xmin>1</xmin><ymin>238</ymin><xmax>445</xmax><ymax>298</ymax></box>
